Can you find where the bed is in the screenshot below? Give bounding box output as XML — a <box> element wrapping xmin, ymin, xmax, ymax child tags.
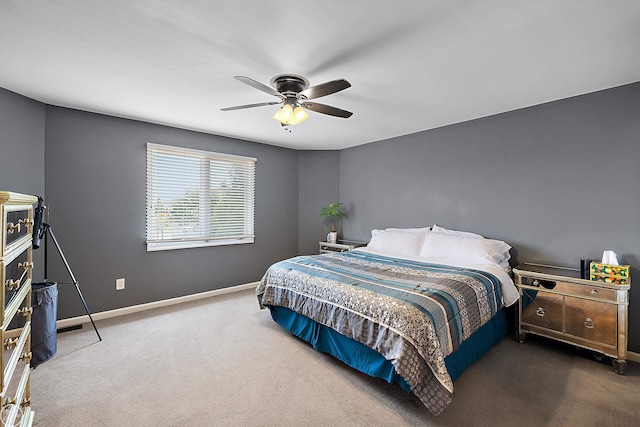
<box><xmin>256</xmin><ymin>225</ymin><xmax>519</xmax><ymax>415</ymax></box>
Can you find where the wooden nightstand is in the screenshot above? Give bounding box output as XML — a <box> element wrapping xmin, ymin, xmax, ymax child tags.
<box><xmin>513</xmin><ymin>263</ymin><xmax>630</xmax><ymax>374</ymax></box>
<box><xmin>319</xmin><ymin>240</ymin><xmax>365</xmax><ymax>254</ymax></box>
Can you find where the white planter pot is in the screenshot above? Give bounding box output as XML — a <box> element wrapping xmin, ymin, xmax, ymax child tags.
<box><xmin>327</xmin><ymin>232</ymin><xmax>338</xmax><ymax>243</ymax></box>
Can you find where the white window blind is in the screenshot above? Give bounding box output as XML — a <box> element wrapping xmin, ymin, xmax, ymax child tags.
<box><xmin>146</xmin><ymin>143</ymin><xmax>255</xmax><ymax>251</ymax></box>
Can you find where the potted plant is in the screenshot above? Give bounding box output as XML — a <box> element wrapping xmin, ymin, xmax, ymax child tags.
<box><xmin>321</xmin><ymin>202</ymin><xmax>346</xmax><ymax>243</ymax></box>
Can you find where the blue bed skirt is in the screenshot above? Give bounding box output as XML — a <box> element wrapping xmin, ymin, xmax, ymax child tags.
<box><xmin>268</xmin><ymin>305</ymin><xmax>509</xmax><ymax>392</ymax></box>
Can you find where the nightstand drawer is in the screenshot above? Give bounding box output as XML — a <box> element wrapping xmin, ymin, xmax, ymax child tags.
<box><xmin>521</xmin><ymin>289</ymin><xmax>563</xmax><ymax>332</ymax></box>
<box><xmin>565</xmin><ymin>297</ymin><xmax>617</xmax><ymax>347</ymax></box>
<box><xmin>520</xmin><ymin>276</ymin><xmax>617</xmax><ymax>302</ymax></box>
<box><xmin>554</xmin><ymin>281</ymin><xmax>617</xmax><ymax>302</ymax></box>
<box><xmin>319</xmin><ymin>241</ymin><xmax>365</xmax><ymax>254</ymax></box>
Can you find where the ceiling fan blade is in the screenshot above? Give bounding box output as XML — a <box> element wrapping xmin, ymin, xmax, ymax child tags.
<box><xmin>298</xmin><ymin>79</ymin><xmax>351</xmax><ymax>100</ymax></box>
<box><xmin>301</xmin><ymin>101</ymin><xmax>353</xmax><ymax>118</ymax></box>
<box><xmin>221</xmin><ymin>101</ymin><xmax>282</xmax><ymax>111</ymax></box>
<box><xmin>234</xmin><ymin>76</ymin><xmax>284</xmax><ymax>99</ymax></box>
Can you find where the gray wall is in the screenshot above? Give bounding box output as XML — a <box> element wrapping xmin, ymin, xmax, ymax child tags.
<box><xmin>297</xmin><ymin>150</ymin><xmax>340</xmax><ymax>255</ymax></box>
<box><xmin>0</xmin><ymin>87</ymin><xmax>45</xmax><ymax>197</ymax></box>
<box><xmin>44</xmin><ymin>106</ymin><xmax>299</xmax><ymax>319</ymax></box>
<box><xmin>2</xmin><ymin>82</ymin><xmax>639</xmax><ymax>352</ymax></box>
<box><xmin>339</xmin><ymin>82</ymin><xmax>640</xmax><ymax>351</ymax></box>
<box><xmin>0</xmin><ymin>87</ymin><xmax>46</xmax><ymax>281</ymax></box>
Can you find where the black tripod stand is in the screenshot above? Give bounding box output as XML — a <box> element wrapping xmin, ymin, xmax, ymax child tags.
<box><xmin>40</xmin><ymin>223</ymin><xmax>102</xmax><ymax>341</ymax></box>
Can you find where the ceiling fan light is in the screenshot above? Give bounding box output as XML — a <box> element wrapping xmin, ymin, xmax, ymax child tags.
<box><xmin>273</xmin><ymin>104</ymin><xmax>294</xmax><ymax>124</ymax></box>
<box><xmin>292</xmin><ymin>106</ymin><xmax>309</xmax><ymax>124</ymax></box>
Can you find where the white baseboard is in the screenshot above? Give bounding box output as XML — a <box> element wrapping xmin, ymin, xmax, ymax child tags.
<box><xmin>56</xmin><ymin>282</ymin><xmax>258</xmax><ymax>330</ymax></box>
<box><xmin>628</xmin><ymin>351</ymin><xmax>640</xmax><ymax>364</ymax></box>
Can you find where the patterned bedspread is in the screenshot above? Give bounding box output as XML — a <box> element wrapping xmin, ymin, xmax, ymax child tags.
<box><xmin>256</xmin><ymin>251</ymin><xmax>503</xmax><ymax>415</ymax></box>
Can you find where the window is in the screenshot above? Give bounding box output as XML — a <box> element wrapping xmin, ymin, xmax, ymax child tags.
<box><xmin>146</xmin><ymin>143</ymin><xmax>255</xmax><ymax>251</ymax></box>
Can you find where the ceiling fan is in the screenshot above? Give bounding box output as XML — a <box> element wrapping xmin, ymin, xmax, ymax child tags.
<box><xmin>221</xmin><ymin>74</ymin><xmax>352</xmax><ymax>127</ymax></box>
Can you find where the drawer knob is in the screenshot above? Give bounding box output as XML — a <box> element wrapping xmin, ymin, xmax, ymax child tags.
<box><xmin>4</xmin><ymin>337</ymin><xmax>18</xmax><ymax>350</ymax></box>
<box><xmin>585</xmin><ymin>318</ymin><xmax>595</xmax><ymax>329</ymax></box>
<box><xmin>591</xmin><ymin>289</ymin><xmax>598</xmax><ymax>295</ymax></box>
<box><xmin>18</xmin><ymin>261</ymin><xmax>33</xmax><ymax>271</ymax></box>
<box><xmin>6</xmin><ymin>222</ymin><xmax>20</xmax><ymax>234</ymax></box>
<box><xmin>5</xmin><ymin>279</ymin><xmax>20</xmax><ymax>290</ymax></box>
<box><xmin>18</xmin><ymin>307</ymin><xmax>33</xmax><ymax>317</ymax></box>
<box><xmin>536</xmin><ymin>307</ymin><xmax>546</xmax><ymax>317</ymax></box>
<box><xmin>19</xmin><ymin>217</ymin><xmax>34</xmax><ymax>231</ymax></box>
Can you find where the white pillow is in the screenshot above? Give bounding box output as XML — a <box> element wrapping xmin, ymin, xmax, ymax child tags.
<box><xmin>419</xmin><ymin>231</ymin><xmax>511</xmax><ymax>267</ymax></box>
<box><xmin>432</xmin><ymin>224</ymin><xmax>484</xmax><ymax>239</ymax></box>
<box><xmin>367</xmin><ymin>227</ymin><xmax>430</xmax><ymax>257</ymax></box>
<box><xmin>385</xmin><ymin>227</ymin><xmax>431</xmax><ymax>233</ymax></box>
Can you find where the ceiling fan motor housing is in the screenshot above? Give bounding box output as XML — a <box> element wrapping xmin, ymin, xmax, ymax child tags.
<box><xmin>270</xmin><ymin>74</ymin><xmax>309</xmax><ymax>99</ymax></box>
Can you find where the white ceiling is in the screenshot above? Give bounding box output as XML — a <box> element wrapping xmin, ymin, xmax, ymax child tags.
<box><xmin>1</xmin><ymin>1</ymin><xmax>639</xmax><ymax>150</ymax></box>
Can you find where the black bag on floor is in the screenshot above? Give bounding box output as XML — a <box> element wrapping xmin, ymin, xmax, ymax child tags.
<box><xmin>31</xmin><ymin>282</ymin><xmax>58</xmax><ymax>368</ymax></box>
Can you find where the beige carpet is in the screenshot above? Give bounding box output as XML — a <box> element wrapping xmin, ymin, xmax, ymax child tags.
<box><xmin>30</xmin><ymin>289</ymin><xmax>639</xmax><ymax>426</ymax></box>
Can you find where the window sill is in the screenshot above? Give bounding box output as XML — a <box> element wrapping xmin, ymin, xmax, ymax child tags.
<box><xmin>146</xmin><ymin>238</ymin><xmax>254</xmax><ymax>252</ymax></box>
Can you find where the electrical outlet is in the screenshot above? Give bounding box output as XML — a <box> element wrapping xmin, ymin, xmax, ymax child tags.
<box><xmin>116</xmin><ymin>278</ymin><xmax>125</xmax><ymax>290</ymax></box>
